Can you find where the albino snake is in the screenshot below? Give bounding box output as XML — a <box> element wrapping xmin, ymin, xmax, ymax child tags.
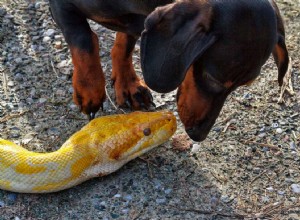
<box><xmin>0</xmin><ymin>111</ymin><xmax>176</xmax><ymax>193</ymax></box>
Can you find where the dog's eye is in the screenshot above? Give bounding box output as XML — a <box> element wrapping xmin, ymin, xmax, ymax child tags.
<box><xmin>143</xmin><ymin>128</ymin><xmax>151</xmax><ymax>136</ymax></box>
<box><xmin>203</xmin><ymin>72</ymin><xmax>226</xmax><ymax>94</ymax></box>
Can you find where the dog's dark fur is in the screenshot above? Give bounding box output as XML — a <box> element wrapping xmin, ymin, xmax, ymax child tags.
<box><xmin>49</xmin><ymin>0</ymin><xmax>289</xmax><ymax>141</ymax></box>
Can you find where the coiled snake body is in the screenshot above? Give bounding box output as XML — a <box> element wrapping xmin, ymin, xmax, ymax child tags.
<box><xmin>0</xmin><ymin>111</ymin><xmax>176</xmax><ymax>193</ymax></box>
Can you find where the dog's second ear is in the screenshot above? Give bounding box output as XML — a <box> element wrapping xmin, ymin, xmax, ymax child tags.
<box><xmin>141</xmin><ymin>1</ymin><xmax>217</xmax><ymax>93</ymax></box>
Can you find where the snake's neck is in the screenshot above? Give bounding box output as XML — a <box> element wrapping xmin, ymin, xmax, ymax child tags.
<box><xmin>0</xmin><ymin>140</ymin><xmax>98</xmax><ymax>193</ymax></box>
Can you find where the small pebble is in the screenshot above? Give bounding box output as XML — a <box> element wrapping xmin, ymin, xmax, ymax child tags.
<box><xmin>210</xmin><ymin>196</ymin><xmax>219</xmax><ymax>207</ymax></box>
<box><xmin>221</xmin><ymin>195</ymin><xmax>230</xmax><ymax>203</ymax></box>
<box><xmin>11</xmin><ymin>133</ymin><xmax>21</xmax><ymax>139</ymax></box>
<box><xmin>213</xmin><ymin>127</ymin><xmax>222</xmax><ymax>132</ymax></box>
<box><xmin>99</xmin><ymin>201</ymin><xmax>106</xmax><ymax>206</ymax></box>
<box><xmin>69</xmin><ymin>104</ymin><xmax>78</xmax><ymax>111</ymax></box>
<box><xmin>48</xmin><ymin>127</ymin><xmax>60</xmax><ymax>136</ymax></box>
<box><xmin>7</xmin><ymin>81</ymin><xmax>15</xmax><ymax>87</ymax></box>
<box><xmin>54</xmin><ymin>41</ymin><xmax>62</xmax><ymax>49</ymax></box>
<box><xmin>191</xmin><ymin>144</ymin><xmax>201</xmax><ymax>153</ymax></box>
<box><xmin>121</xmin><ymin>209</ymin><xmax>129</xmax><ymax>214</ymax></box>
<box><xmin>266</xmin><ymin>186</ymin><xmax>274</xmax><ymax>192</ymax></box>
<box><xmin>258</xmin><ymin>133</ymin><xmax>266</xmax><ymax>138</ymax></box>
<box><xmin>110</xmin><ymin>213</ymin><xmax>119</xmax><ymax>219</ymax></box>
<box><xmin>164</xmin><ymin>188</ymin><xmax>172</xmax><ymax>194</ymax></box>
<box><xmin>262</xmin><ymin>147</ymin><xmax>269</xmax><ymax>152</ymax></box>
<box><xmin>26</xmin><ymin>98</ymin><xmax>34</xmax><ymax>104</ymax></box>
<box><xmin>39</xmin><ymin>98</ymin><xmax>47</xmax><ymax>104</ymax></box>
<box><xmin>253</xmin><ymin>167</ymin><xmax>260</xmax><ymax>174</ymax></box>
<box><xmin>0</xmin><ymin>200</ymin><xmax>5</xmax><ymax>207</ymax></box>
<box><xmin>253</xmin><ymin>187</ymin><xmax>260</xmax><ymax>192</ymax></box>
<box><xmin>57</xmin><ymin>60</ymin><xmax>69</xmax><ymax>68</ymax></box>
<box><xmin>156</xmin><ymin>198</ymin><xmax>166</xmax><ymax>204</ymax></box>
<box><xmin>290</xmin><ymin>141</ymin><xmax>297</xmax><ymax>151</ymax></box>
<box><xmin>113</xmin><ymin>194</ymin><xmax>121</xmax><ymax>198</ymax></box>
<box><xmin>259</xmin><ymin>126</ymin><xmax>266</xmax><ymax>132</ymax></box>
<box><xmin>43</xmin><ymin>36</ymin><xmax>51</xmax><ymax>43</ymax></box>
<box><xmin>32</xmin><ymin>36</ymin><xmax>40</xmax><ymax>41</ymax></box>
<box><xmin>276</xmin><ymin>128</ymin><xmax>283</xmax><ymax>134</ymax></box>
<box><xmin>290</xmin><ymin>197</ymin><xmax>298</xmax><ymax>203</ymax></box>
<box><xmin>153</xmin><ymin>179</ymin><xmax>162</xmax><ymax>189</ymax></box>
<box><xmin>288</xmin><ymin>214</ymin><xmax>300</xmax><ymax>219</ymax></box>
<box><xmin>245</xmin><ymin>147</ymin><xmax>253</xmax><ymax>157</ymax></box>
<box><xmin>15</xmin><ymin>73</ymin><xmax>24</xmax><ymax>82</ymax></box>
<box><xmin>291</xmin><ymin>184</ymin><xmax>300</xmax><ymax>194</ymax></box>
<box><xmin>15</xmin><ymin>57</ymin><xmax>23</xmax><ymax>64</ymax></box>
<box><xmin>30</xmin><ymin>45</ymin><xmax>37</xmax><ymax>51</ymax></box>
<box><xmin>54</xmin><ymin>34</ymin><xmax>62</xmax><ymax>40</ymax></box>
<box><xmin>44</xmin><ymin>28</ymin><xmax>55</xmax><ymax>37</ymax></box>
<box><xmin>261</xmin><ymin>196</ymin><xmax>269</xmax><ymax>203</ymax></box>
<box><xmin>291</xmin><ymin>151</ymin><xmax>298</xmax><ymax>156</ymax></box>
<box><xmin>243</xmin><ymin>93</ymin><xmax>252</xmax><ymax>100</ymax></box>
<box><xmin>35</xmin><ymin>2</ymin><xmax>41</xmax><ymax>9</ymax></box>
<box><xmin>285</xmin><ymin>178</ymin><xmax>294</xmax><ymax>183</ymax></box>
<box><xmin>56</xmin><ymin>89</ymin><xmax>65</xmax><ymax>96</ymax></box>
<box><xmin>0</xmin><ymin>8</ymin><xmax>6</xmax><ymax>16</ymax></box>
<box><xmin>7</xmin><ymin>193</ymin><xmax>17</xmax><ymax>204</ymax></box>
<box><xmin>4</xmin><ymin>14</ymin><xmax>14</xmax><ymax>19</ymax></box>
<box><xmin>123</xmin><ymin>194</ymin><xmax>132</xmax><ymax>201</ymax></box>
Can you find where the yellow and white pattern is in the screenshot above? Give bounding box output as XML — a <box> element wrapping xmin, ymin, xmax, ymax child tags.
<box><xmin>0</xmin><ymin>111</ymin><xmax>176</xmax><ymax>193</ymax></box>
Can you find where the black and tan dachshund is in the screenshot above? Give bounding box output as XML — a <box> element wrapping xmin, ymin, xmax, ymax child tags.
<box><xmin>49</xmin><ymin>0</ymin><xmax>289</xmax><ymax>141</ymax></box>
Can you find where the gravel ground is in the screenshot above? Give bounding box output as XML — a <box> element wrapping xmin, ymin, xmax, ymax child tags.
<box><xmin>0</xmin><ymin>0</ymin><xmax>299</xmax><ymax>219</ymax></box>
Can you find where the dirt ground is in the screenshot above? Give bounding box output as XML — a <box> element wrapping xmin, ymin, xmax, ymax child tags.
<box><xmin>0</xmin><ymin>0</ymin><xmax>299</xmax><ymax>219</ymax></box>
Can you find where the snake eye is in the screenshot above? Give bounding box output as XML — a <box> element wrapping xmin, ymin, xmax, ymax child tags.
<box><xmin>143</xmin><ymin>128</ymin><xmax>151</xmax><ymax>136</ymax></box>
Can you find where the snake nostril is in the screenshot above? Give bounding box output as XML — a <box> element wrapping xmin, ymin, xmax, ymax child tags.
<box><xmin>143</xmin><ymin>128</ymin><xmax>151</xmax><ymax>136</ymax></box>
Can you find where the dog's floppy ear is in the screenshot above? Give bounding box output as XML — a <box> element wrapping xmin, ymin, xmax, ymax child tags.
<box><xmin>141</xmin><ymin>1</ymin><xmax>217</xmax><ymax>93</ymax></box>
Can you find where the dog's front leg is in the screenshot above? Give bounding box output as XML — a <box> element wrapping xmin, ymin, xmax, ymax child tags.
<box><xmin>111</xmin><ymin>32</ymin><xmax>153</xmax><ymax>110</ymax></box>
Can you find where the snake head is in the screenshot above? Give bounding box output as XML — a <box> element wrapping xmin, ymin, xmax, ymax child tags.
<box><xmin>78</xmin><ymin>111</ymin><xmax>177</xmax><ymax>177</ymax></box>
<box><xmin>80</xmin><ymin>111</ymin><xmax>177</xmax><ymax>170</ymax></box>
<box><xmin>108</xmin><ymin>111</ymin><xmax>177</xmax><ymax>161</ymax></box>
<box><xmin>71</xmin><ymin>111</ymin><xmax>177</xmax><ymax>179</ymax></box>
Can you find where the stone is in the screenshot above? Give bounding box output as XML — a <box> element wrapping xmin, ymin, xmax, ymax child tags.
<box><xmin>54</xmin><ymin>41</ymin><xmax>62</xmax><ymax>49</ymax></box>
<box><xmin>156</xmin><ymin>198</ymin><xmax>167</xmax><ymax>204</ymax></box>
<box><xmin>7</xmin><ymin>81</ymin><xmax>14</xmax><ymax>87</ymax></box>
<box><xmin>44</xmin><ymin>28</ymin><xmax>55</xmax><ymax>37</ymax></box>
<box><xmin>291</xmin><ymin>184</ymin><xmax>300</xmax><ymax>194</ymax></box>
<box><xmin>43</xmin><ymin>36</ymin><xmax>51</xmax><ymax>43</ymax></box>
<box><xmin>266</xmin><ymin>186</ymin><xmax>274</xmax><ymax>192</ymax></box>
<box><xmin>57</xmin><ymin>60</ymin><xmax>69</xmax><ymax>68</ymax></box>
<box><xmin>191</xmin><ymin>144</ymin><xmax>201</xmax><ymax>153</ymax></box>
<box><xmin>276</xmin><ymin>128</ymin><xmax>283</xmax><ymax>134</ymax></box>
<box><xmin>39</xmin><ymin>98</ymin><xmax>47</xmax><ymax>104</ymax></box>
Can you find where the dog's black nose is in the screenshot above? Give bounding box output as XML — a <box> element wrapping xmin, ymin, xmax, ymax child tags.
<box><xmin>185</xmin><ymin>127</ymin><xmax>209</xmax><ymax>142</ymax></box>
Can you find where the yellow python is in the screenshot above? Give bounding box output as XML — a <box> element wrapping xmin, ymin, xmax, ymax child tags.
<box><xmin>0</xmin><ymin>111</ymin><xmax>176</xmax><ymax>193</ymax></box>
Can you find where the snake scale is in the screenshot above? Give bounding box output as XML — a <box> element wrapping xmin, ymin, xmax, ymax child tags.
<box><xmin>0</xmin><ymin>111</ymin><xmax>176</xmax><ymax>193</ymax></box>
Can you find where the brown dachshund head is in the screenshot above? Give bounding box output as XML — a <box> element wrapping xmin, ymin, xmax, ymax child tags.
<box><xmin>141</xmin><ymin>0</ymin><xmax>286</xmax><ymax>141</ymax></box>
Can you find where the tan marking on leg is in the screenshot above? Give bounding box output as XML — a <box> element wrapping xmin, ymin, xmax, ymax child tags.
<box><xmin>70</xmin><ymin>32</ymin><xmax>106</xmax><ymax>114</ymax></box>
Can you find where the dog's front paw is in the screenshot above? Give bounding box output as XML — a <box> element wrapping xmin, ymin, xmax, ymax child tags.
<box><xmin>113</xmin><ymin>77</ymin><xmax>154</xmax><ymax>110</ymax></box>
<box><xmin>73</xmin><ymin>73</ymin><xmax>106</xmax><ymax>119</ymax></box>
